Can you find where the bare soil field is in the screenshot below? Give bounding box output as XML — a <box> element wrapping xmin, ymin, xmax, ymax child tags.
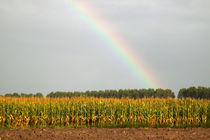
<box><xmin>0</xmin><ymin>128</ymin><xmax>209</xmax><ymax>140</ymax></box>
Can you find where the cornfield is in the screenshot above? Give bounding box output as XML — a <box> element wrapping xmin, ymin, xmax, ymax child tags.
<box><xmin>0</xmin><ymin>97</ymin><xmax>209</xmax><ymax>128</ymax></box>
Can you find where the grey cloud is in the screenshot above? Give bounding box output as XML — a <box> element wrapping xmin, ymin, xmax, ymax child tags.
<box><xmin>0</xmin><ymin>0</ymin><xmax>209</xmax><ymax>95</ymax></box>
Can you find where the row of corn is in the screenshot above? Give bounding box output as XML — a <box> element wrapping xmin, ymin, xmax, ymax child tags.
<box><xmin>0</xmin><ymin>97</ymin><xmax>209</xmax><ymax>128</ymax></box>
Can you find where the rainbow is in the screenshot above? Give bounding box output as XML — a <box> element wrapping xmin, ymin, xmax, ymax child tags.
<box><xmin>64</xmin><ymin>0</ymin><xmax>160</xmax><ymax>88</ymax></box>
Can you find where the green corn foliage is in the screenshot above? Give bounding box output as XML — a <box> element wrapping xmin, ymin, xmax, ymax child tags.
<box><xmin>0</xmin><ymin>97</ymin><xmax>209</xmax><ymax>128</ymax></box>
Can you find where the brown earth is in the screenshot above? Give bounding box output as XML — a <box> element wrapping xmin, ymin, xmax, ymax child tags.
<box><xmin>0</xmin><ymin>128</ymin><xmax>209</xmax><ymax>140</ymax></box>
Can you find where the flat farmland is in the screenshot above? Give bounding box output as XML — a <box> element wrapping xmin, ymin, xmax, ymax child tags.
<box><xmin>0</xmin><ymin>97</ymin><xmax>209</xmax><ymax>139</ymax></box>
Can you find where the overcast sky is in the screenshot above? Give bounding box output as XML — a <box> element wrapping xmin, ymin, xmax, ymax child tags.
<box><xmin>0</xmin><ymin>0</ymin><xmax>210</xmax><ymax>96</ymax></box>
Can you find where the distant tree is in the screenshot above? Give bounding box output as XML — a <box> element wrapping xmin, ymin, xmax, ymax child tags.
<box><xmin>46</xmin><ymin>88</ymin><xmax>175</xmax><ymax>98</ymax></box>
<box><xmin>178</xmin><ymin>87</ymin><xmax>210</xmax><ymax>99</ymax></box>
<box><xmin>5</xmin><ymin>93</ymin><xmax>12</xmax><ymax>97</ymax></box>
<box><xmin>12</xmin><ymin>92</ymin><xmax>20</xmax><ymax>97</ymax></box>
<box><xmin>28</xmin><ymin>93</ymin><xmax>33</xmax><ymax>97</ymax></box>
<box><xmin>35</xmin><ymin>93</ymin><xmax>43</xmax><ymax>97</ymax></box>
<box><xmin>178</xmin><ymin>88</ymin><xmax>185</xmax><ymax>98</ymax></box>
<box><xmin>47</xmin><ymin>92</ymin><xmax>54</xmax><ymax>97</ymax></box>
<box><xmin>21</xmin><ymin>93</ymin><xmax>27</xmax><ymax>97</ymax></box>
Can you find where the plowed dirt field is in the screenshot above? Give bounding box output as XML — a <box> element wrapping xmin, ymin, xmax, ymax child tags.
<box><xmin>0</xmin><ymin>128</ymin><xmax>209</xmax><ymax>140</ymax></box>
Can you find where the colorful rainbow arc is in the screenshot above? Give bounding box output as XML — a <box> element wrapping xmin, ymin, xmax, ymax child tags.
<box><xmin>64</xmin><ymin>0</ymin><xmax>160</xmax><ymax>88</ymax></box>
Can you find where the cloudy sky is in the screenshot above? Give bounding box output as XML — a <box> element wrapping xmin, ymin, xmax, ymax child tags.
<box><xmin>0</xmin><ymin>0</ymin><xmax>210</xmax><ymax>96</ymax></box>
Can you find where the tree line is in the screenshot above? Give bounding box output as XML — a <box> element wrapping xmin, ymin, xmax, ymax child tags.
<box><xmin>178</xmin><ymin>86</ymin><xmax>210</xmax><ymax>99</ymax></box>
<box><xmin>0</xmin><ymin>92</ymin><xmax>43</xmax><ymax>97</ymax></box>
<box><xmin>0</xmin><ymin>86</ymin><xmax>209</xmax><ymax>99</ymax></box>
<box><xmin>46</xmin><ymin>88</ymin><xmax>175</xmax><ymax>98</ymax></box>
